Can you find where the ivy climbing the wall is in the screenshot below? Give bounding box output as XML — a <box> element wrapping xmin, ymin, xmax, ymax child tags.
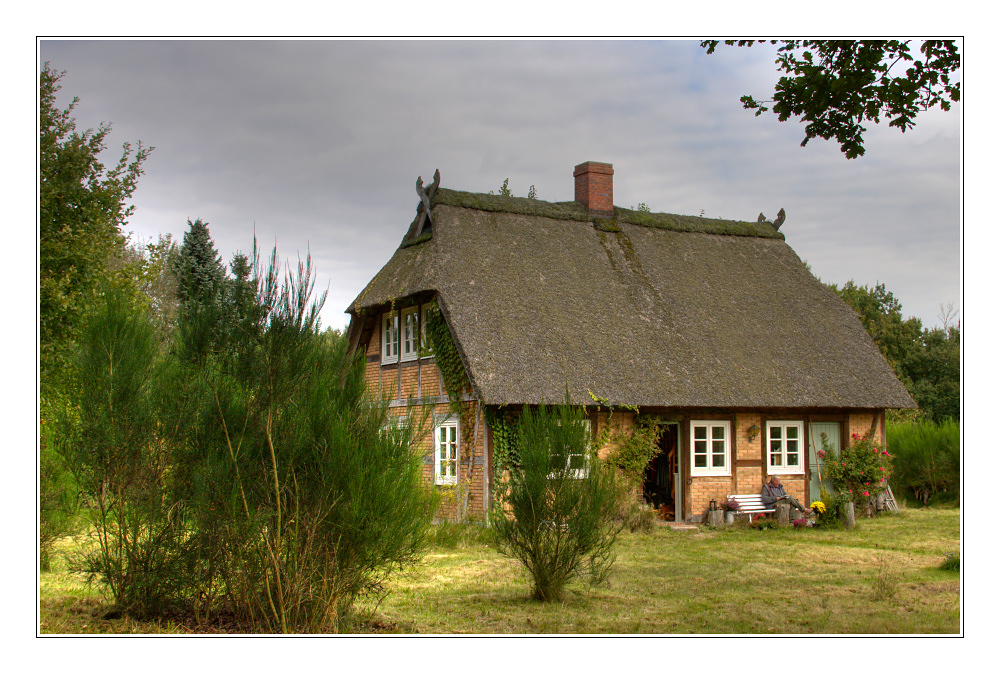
<box><xmin>603</xmin><ymin>416</ymin><xmax>664</xmax><ymax>492</ymax></box>
<box><xmin>484</xmin><ymin>406</ymin><xmax>519</xmax><ymax>476</ymax></box>
<box><xmin>424</xmin><ymin>301</ymin><xmax>468</xmax><ymax>414</ymax></box>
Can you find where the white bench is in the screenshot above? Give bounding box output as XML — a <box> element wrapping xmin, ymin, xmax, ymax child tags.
<box><xmin>727</xmin><ymin>494</ymin><xmax>776</xmax><ymax>522</ymax></box>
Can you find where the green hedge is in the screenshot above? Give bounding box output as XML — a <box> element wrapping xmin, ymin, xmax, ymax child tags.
<box><xmin>887</xmin><ymin>419</ymin><xmax>960</xmax><ymax>506</ymax></box>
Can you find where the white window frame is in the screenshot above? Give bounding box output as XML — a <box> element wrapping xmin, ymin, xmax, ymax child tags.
<box><xmin>689</xmin><ymin>420</ymin><xmax>730</xmax><ymax>477</ymax></box>
<box><xmin>434</xmin><ymin>416</ymin><xmax>459</xmax><ymax>486</ymax></box>
<box><xmin>381</xmin><ymin>414</ymin><xmax>410</xmax><ymax>440</ymax></box>
<box><xmin>766</xmin><ymin>421</ymin><xmax>805</xmax><ymax>474</ymax></box>
<box><xmin>420</xmin><ymin>304</ymin><xmax>433</xmax><ymax>357</ymax></box>
<box><xmin>549</xmin><ymin>418</ymin><xmax>591</xmax><ymax>479</ymax></box>
<box><xmin>567</xmin><ymin>419</ymin><xmax>592</xmax><ymax>479</ymax></box>
<box><xmin>381</xmin><ymin>310</ymin><xmax>399</xmax><ymax>364</ymax></box>
<box><xmin>400</xmin><ymin>306</ymin><xmax>419</xmax><ymax>362</ymax></box>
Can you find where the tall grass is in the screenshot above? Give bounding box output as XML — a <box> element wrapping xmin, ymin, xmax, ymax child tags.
<box><xmin>887</xmin><ymin>419</ymin><xmax>960</xmax><ymax>506</ymax></box>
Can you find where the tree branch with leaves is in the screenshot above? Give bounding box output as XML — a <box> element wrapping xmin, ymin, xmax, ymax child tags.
<box><xmin>702</xmin><ymin>40</ymin><xmax>960</xmax><ymax>158</ymax></box>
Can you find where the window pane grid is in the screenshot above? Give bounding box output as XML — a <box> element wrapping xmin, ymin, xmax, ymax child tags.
<box><xmin>766</xmin><ymin>422</ymin><xmax>804</xmax><ymax>473</ymax></box>
<box><xmin>435</xmin><ymin>421</ymin><xmax>458</xmax><ymax>484</ymax></box>
<box><xmin>691</xmin><ymin>421</ymin><xmax>729</xmax><ymax>476</ymax></box>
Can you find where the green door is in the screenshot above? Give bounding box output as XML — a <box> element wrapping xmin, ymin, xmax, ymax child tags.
<box><xmin>808</xmin><ymin>422</ymin><xmax>839</xmax><ymax>502</ymax></box>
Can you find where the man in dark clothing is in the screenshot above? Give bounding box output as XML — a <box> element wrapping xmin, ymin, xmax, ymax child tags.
<box><xmin>761</xmin><ymin>476</ymin><xmax>811</xmax><ymax>514</ymax></box>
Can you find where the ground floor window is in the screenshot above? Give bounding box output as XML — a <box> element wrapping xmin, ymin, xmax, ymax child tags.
<box><xmin>690</xmin><ymin>420</ymin><xmax>730</xmax><ymax>476</ymax></box>
<box><xmin>435</xmin><ymin>417</ymin><xmax>459</xmax><ymax>485</ymax></box>
<box><xmin>767</xmin><ymin>421</ymin><xmax>804</xmax><ymax>474</ymax></box>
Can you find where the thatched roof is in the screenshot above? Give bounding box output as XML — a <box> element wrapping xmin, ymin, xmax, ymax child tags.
<box><xmin>349</xmin><ymin>188</ymin><xmax>915</xmax><ymax>410</ymax></box>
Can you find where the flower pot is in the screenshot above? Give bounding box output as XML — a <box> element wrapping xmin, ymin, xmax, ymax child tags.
<box><xmin>725</xmin><ymin>511</ymin><xmax>735</xmax><ymax>525</ymax></box>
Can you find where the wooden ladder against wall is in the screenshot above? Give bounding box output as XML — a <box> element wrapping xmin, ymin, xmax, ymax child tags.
<box><xmin>882</xmin><ymin>485</ymin><xmax>899</xmax><ymax>513</ymax></box>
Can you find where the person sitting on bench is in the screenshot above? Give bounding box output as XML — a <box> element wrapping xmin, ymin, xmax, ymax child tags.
<box><xmin>761</xmin><ymin>476</ymin><xmax>811</xmax><ymax>514</ymax></box>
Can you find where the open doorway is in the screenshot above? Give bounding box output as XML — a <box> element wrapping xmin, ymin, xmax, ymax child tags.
<box><xmin>643</xmin><ymin>423</ymin><xmax>679</xmax><ymax>521</ymax></box>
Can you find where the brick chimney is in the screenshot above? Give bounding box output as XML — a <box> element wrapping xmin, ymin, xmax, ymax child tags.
<box><xmin>574</xmin><ymin>161</ymin><xmax>614</xmax><ymax>217</ymax></box>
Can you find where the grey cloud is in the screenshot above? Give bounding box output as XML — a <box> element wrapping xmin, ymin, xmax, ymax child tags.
<box><xmin>40</xmin><ymin>39</ymin><xmax>960</xmax><ymax>331</ymax></box>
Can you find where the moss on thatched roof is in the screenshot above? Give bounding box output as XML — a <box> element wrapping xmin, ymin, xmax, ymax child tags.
<box><xmin>429</xmin><ymin>188</ymin><xmax>784</xmax><ymax>239</ymax></box>
<box><xmin>351</xmin><ymin>192</ymin><xmax>914</xmax><ymax>411</ymax></box>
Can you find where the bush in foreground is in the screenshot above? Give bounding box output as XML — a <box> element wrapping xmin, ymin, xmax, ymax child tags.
<box><xmin>490</xmin><ymin>401</ymin><xmax>625</xmax><ymax>601</ymax></box>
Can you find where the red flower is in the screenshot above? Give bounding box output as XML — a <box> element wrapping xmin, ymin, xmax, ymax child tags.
<box><xmin>862</xmin><ymin>491</ymin><xmax>870</xmax><ymax>496</ymax></box>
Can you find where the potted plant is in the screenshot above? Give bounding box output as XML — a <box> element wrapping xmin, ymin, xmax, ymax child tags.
<box><xmin>721</xmin><ymin>499</ymin><xmax>740</xmax><ymax>524</ymax></box>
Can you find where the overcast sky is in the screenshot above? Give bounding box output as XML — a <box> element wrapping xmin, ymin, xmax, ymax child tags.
<box><xmin>38</xmin><ymin>39</ymin><xmax>961</xmax><ymax>332</ymax></box>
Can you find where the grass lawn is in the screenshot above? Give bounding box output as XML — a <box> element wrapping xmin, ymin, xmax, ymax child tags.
<box><xmin>39</xmin><ymin>507</ymin><xmax>960</xmax><ymax>635</ymax></box>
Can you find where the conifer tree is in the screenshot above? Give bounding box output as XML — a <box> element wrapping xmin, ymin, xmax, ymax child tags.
<box><xmin>176</xmin><ymin>218</ymin><xmax>226</xmax><ymax>309</ymax></box>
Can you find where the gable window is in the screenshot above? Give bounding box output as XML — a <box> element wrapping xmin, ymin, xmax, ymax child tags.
<box><xmin>401</xmin><ymin>306</ymin><xmax>419</xmax><ymax>362</ymax></box>
<box><xmin>690</xmin><ymin>420</ymin><xmax>730</xmax><ymax>477</ymax></box>
<box><xmin>381</xmin><ymin>311</ymin><xmax>399</xmax><ymax>364</ymax></box>
<box><xmin>435</xmin><ymin>417</ymin><xmax>459</xmax><ymax>485</ymax></box>
<box><xmin>766</xmin><ymin>421</ymin><xmax>804</xmax><ymax>474</ymax></box>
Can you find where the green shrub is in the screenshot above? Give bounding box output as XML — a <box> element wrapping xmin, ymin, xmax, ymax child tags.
<box><xmin>173</xmin><ymin>246</ymin><xmax>436</xmax><ymax>632</ymax></box>
<box><xmin>940</xmin><ymin>552</ymin><xmax>960</xmax><ymax>572</ymax></box>
<box><xmin>490</xmin><ymin>400</ymin><xmax>626</xmax><ymax>601</ymax></box>
<box><xmin>55</xmin><ymin>290</ymin><xmax>188</xmax><ymax>617</ymax></box>
<box><xmin>821</xmin><ymin>432</ymin><xmax>893</xmax><ymax>508</ymax></box>
<box><xmin>887</xmin><ymin>419</ymin><xmax>960</xmax><ymax>506</ymax></box>
<box><xmin>622</xmin><ymin>499</ymin><xmax>656</xmax><ymax>533</ymax></box>
<box><xmin>39</xmin><ymin>408</ymin><xmax>82</xmax><ymax>572</ymax></box>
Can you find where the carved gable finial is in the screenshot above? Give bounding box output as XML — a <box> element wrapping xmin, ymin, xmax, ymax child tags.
<box><xmin>410</xmin><ymin>169</ymin><xmax>441</xmax><ymax>239</ymax></box>
<box><xmin>773</xmin><ymin>208</ymin><xmax>786</xmax><ymax>230</ymax></box>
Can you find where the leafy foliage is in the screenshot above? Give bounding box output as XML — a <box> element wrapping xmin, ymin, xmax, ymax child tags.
<box><xmin>821</xmin><ymin>432</ymin><xmax>894</xmax><ymax>508</ymax></box>
<box><xmin>702</xmin><ymin>40</ymin><xmax>961</xmax><ymax>158</ymax></box>
<box><xmin>39</xmin><ymin>63</ymin><xmax>152</xmax><ymax>387</ymax></box>
<box><xmin>171</xmin><ymin>241</ymin><xmax>437</xmax><ymax>630</ymax></box>
<box><xmin>602</xmin><ymin>416</ymin><xmax>663</xmax><ymax>492</ymax></box>
<box><xmin>49</xmin><ymin>227</ymin><xmax>437</xmax><ymax>630</ymax></box>
<box><xmin>903</xmin><ymin>326</ymin><xmax>960</xmax><ymax>423</ymax></box>
<box><xmin>831</xmin><ymin>281</ymin><xmax>922</xmax><ymax>375</ymax></box>
<box><xmin>424</xmin><ymin>302</ymin><xmax>469</xmax><ymax>413</ymax></box>
<box><xmin>39</xmin><ymin>425</ymin><xmax>82</xmax><ymax>572</ymax></box>
<box><xmin>491</xmin><ymin>401</ymin><xmax>625</xmax><ymax>601</ymax></box>
<box><xmin>484</xmin><ymin>406</ymin><xmax>520</xmax><ymax>475</ymax></box>
<box><xmin>831</xmin><ymin>281</ymin><xmax>960</xmax><ymax>423</ymax></box>
<box><xmin>886</xmin><ymin>419</ymin><xmax>960</xmax><ymax>506</ymax></box>
<box><xmin>55</xmin><ymin>290</ymin><xmax>187</xmax><ymax>616</ymax></box>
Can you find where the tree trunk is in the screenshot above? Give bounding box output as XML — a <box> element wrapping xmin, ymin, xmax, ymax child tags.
<box><xmin>707</xmin><ymin>510</ymin><xmax>724</xmax><ymax>527</ymax></box>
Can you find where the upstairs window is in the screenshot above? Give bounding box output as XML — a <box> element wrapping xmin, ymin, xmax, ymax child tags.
<box><xmin>767</xmin><ymin>421</ymin><xmax>804</xmax><ymax>474</ymax></box>
<box><xmin>381</xmin><ymin>311</ymin><xmax>398</xmax><ymax>364</ymax></box>
<box><xmin>401</xmin><ymin>306</ymin><xmax>419</xmax><ymax>362</ymax></box>
<box><xmin>690</xmin><ymin>420</ymin><xmax>730</xmax><ymax>477</ymax></box>
<box><xmin>420</xmin><ymin>304</ymin><xmax>433</xmax><ymax>357</ymax></box>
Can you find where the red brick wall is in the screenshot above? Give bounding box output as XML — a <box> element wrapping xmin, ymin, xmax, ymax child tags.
<box><xmin>364</xmin><ymin>310</ymin><xmax>488</xmax><ymax>521</ymax></box>
<box><xmin>849</xmin><ymin>412</ymin><xmax>883</xmax><ymax>445</ymax></box>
